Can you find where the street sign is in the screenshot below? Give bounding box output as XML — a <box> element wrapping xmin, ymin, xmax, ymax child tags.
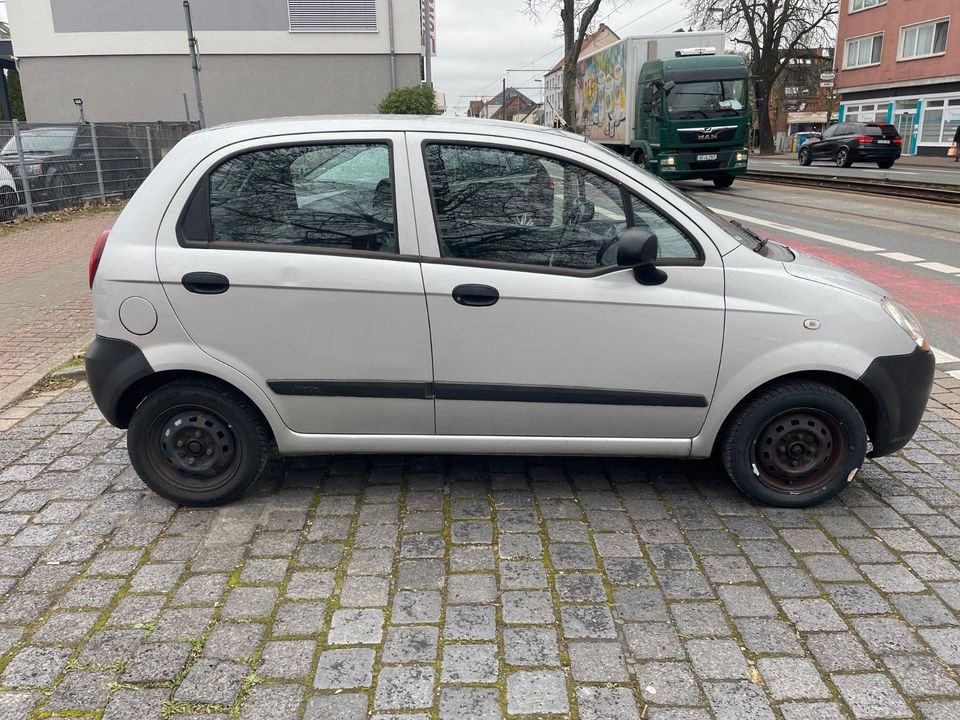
<box><xmin>820</xmin><ymin>72</ymin><xmax>836</xmax><ymax>81</ymax></box>
<box><xmin>820</xmin><ymin>81</ymin><xmax>835</xmax><ymax>88</ymax></box>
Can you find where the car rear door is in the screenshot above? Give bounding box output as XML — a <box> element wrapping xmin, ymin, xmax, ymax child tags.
<box><xmin>155</xmin><ymin>131</ymin><xmax>435</xmax><ymax>436</ymax></box>
<box><xmin>408</xmin><ymin>132</ymin><xmax>724</xmax><ymax>443</ymax></box>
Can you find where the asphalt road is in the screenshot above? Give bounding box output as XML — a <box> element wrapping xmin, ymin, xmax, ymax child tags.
<box><xmin>679</xmin><ymin>179</ymin><xmax>960</xmax><ymax>365</ymax></box>
<box><xmin>749</xmin><ymin>157</ymin><xmax>960</xmax><ymax>187</ymax></box>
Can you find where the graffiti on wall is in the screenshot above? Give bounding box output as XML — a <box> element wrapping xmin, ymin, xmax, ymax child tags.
<box><xmin>577</xmin><ymin>42</ymin><xmax>627</xmax><ymax>143</ymax></box>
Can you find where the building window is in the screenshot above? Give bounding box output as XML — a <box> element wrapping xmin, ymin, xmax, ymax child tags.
<box><xmin>844</xmin><ymin>33</ymin><xmax>883</xmax><ymax>68</ymax></box>
<box><xmin>850</xmin><ymin>0</ymin><xmax>885</xmax><ymax>12</ymax></box>
<box><xmin>845</xmin><ymin>103</ymin><xmax>890</xmax><ymax>123</ymax></box>
<box><xmin>899</xmin><ymin>19</ymin><xmax>949</xmax><ymax>60</ymax></box>
<box><xmin>288</xmin><ymin>0</ymin><xmax>377</xmax><ymax>32</ymax></box>
<box><xmin>920</xmin><ymin>99</ymin><xmax>960</xmax><ymax>144</ymax></box>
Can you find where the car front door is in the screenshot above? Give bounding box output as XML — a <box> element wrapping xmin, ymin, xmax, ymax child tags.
<box><xmin>812</xmin><ymin>124</ymin><xmax>838</xmax><ymax>159</ymax></box>
<box><xmin>409</xmin><ymin>134</ymin><xmax>724</xmax><ymax>442</ymax></box>
<box><xmin>155</xmin><ymin>132</ymin><xmax>435</xmax><ymax>435</ymax></box>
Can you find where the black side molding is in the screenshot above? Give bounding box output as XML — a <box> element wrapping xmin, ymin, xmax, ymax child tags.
<box><xmin>268</xmin><ymin>380</ymin><xmax>707</xmax><ymax>408</ymax></box>
<box><xmin>858</xmin><ymin>345</ymin><xmax>935</xmax><ymax>457</ymax></box>
<box><xmin>85</xmin><ymin>335</ymin><xmax>155</xmax><ymax>428</ymax></box>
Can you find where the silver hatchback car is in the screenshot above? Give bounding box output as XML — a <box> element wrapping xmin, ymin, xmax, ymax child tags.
<box><xmin>86</xmin><ymin>116</ymin><xmax>934</xmax><ymax>508</ymax></box>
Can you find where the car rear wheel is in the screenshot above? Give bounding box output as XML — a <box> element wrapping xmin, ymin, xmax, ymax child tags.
<box><xmin>127</xmin><ymin>379</ymin><xmax>270</xmax><ymax>506</ymax></box>
<box><xmin>712</xmin><ymin>174</ymin><xmax>735</xmax><ymax>188</ymax></box>
<box><xmin>798</xmin><ymin>148</ymin><xmax>812</xmax><ymax>166</ymax></box>
<box><xmin>721</xmin><ymin>381</ymin><xmax>867</xmax><ymax>508</ymax></box>
<box><xmin>835</xmin><ymin>148</ymin><xmax>853</xmax><ymax>168</ymax></box>
<box><xmin>877</xmin><ymin>160</ymin><xmax>895</xmax><ymax>169</ymax></box>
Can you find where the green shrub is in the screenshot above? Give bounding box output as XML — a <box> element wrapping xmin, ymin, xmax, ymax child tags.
<box><xmin>377</xmin><ymin>84</ymin><xmax>437</xmax><ymax>115</ymax></box>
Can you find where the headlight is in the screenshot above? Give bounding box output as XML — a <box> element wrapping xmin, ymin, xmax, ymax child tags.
<box><xmin>882</xmin><ymin>297</ymin><xmax>928</xmax><ymax>350</ymax></box>
<box><xmin>734</xmin><ymin>151</ymin><xmax>748</xmax><ymax>163</ymax></box>
<box><xmin>660</xmin><ymin>156</ymin><xmax>676</xmax><ymax>168</ymax></box>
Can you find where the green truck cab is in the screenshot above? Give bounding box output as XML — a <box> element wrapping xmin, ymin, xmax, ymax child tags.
<box><xmin>633</xmin><ymin>54</ymin><xmax>752</xmax><ymax>187</ymax></box>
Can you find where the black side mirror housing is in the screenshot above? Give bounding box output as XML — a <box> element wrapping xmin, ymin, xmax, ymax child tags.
<box><xmin>617</xmin><ymin>228</ymin><xmax>667</xmax><ymax>285</ymax></box>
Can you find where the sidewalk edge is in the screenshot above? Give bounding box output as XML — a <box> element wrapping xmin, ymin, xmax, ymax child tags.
<box><xmin>0</xmin><ymin>332</ymin><xmax>94</xmax><ymax>412</ymax></box>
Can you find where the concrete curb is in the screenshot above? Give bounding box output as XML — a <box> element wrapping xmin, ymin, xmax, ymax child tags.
<box><xmin>0</xmin><ymin>332</ymin><xmax>94</xmax><ymax>412</ymax></box>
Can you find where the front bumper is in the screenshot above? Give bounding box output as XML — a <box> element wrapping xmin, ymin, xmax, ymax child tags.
<box><xmin>858</xmin><ymin>345</ymin><xmax>935</xmax><ymax>457</ymax></box>
<box><xmin>85</xmin><ymin>335</ymin><xmax>154</xmax><ymax>428</ymax></box>
<box><xmin>657</xmin><ymin>147</ymin><xmax>748</xmax><ymax>180</ymax></box>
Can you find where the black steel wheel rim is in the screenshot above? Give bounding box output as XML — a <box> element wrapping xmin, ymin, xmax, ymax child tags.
<box><xmin>147</xmin><ymin>405</ymin><xmax>240</xmax><ymax>492</ymax></box>
<box><xmin>751</xmin><ymin>408</ymin><xmax>847</xmax><ymax>493</ymax></box>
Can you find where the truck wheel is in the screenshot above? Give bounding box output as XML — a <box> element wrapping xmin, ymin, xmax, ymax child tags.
<box><xmin>722</xmin><ymin>381</ymin><xmax>867</xmax><ymax>508</ymax></box>
<box><xmin>712</xmin><ymin>174</ymin><xmax>735</xmax><ymax>189</ymax></box>
<box><xmin>632</xmin><ymin>150</ymin><xmax>648</xmax><ymax>170</ymax></box>
<box><xmin>127</xmin><ymin>379</ymin><xmax>270</xmax><ymax>506</ymax></box>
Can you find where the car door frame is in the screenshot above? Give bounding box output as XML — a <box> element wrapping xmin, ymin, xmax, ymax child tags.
<box><xmin>405</xmin><ymin>130</ymin><xmax>730</xmax><ymax>456</ymax></box>
<box><xmin>154</xmin><ymin>130</ymin><xmax>436</xmax><ymax>440</ymax></box>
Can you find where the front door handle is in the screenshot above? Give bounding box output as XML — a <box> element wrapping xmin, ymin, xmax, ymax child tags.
<box><xmin>182</xmin><ymin>272</ymin><xmax>230</xmax><ymax>295</ymax></box>
<box><xmin>452</xmin><ymin>284</ymin><xmax>499</xmax><ymax>307</ymax></box>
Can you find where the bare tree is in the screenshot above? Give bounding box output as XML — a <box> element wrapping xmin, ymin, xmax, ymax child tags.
<box><xmin>687</xmin><ymin>0</ymin><xmax>837</xmax><ymax>153</ymax></box>
<box><xmin>525</xmin><ymin>0</ymin><xmax>604</xmax><ymax>129</ymax></box>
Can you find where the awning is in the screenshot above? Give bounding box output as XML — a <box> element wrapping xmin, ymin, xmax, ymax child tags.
<box><xmin>787</xmin><ymin>111</ymin><xmax>829</xmax><ymax>124</ymax></box>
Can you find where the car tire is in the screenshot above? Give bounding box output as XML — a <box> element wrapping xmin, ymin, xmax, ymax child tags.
<box><xmin>0</xmin><ymin>189</ymin><xmax>16</xmax><ymax>223</ymax></box>
<box><xmin>877</xmin><ymin>160</ymin><xmax>895</xmax><ymax>169</ymax></box>
<box><xmin>712</xmin><ymin>174</ymin><xmax>735</xmax><ymax>188</ymax></box>
<box><xmin>835</xmin><ymin>148</ymin><xmax>853</xmax><ymax>168</ymax></box>
<box><xmin>127</xmin><ymin>379</ymin><xmax>270</xmax><ymax>506</ymax></box>
<box><xmin>633</xmin><ymin>150</ymin><xmax>648</xmax><ymax>170</ymax></box>
<box><xmin>48</xmin><ymin>172</ymin><xmax>74</xmax><ymax>211</ymax></box>
<box><xmin>721</xmin><ymin>381</ymin><xmax>867</xmax><ymax>508</ymax></box>
<box><xmin>798</xmin><ymin>148</ymin><xmax>812</xmax><ymax>166</ymax></box>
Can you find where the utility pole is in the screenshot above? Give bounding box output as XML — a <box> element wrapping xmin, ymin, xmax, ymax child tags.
<box><xmin>502</xmin><ymin>78</ymin><xmax>506</xmax><ymax>120</ymax></box>
<box><xmin>422</xmin><ymin>0</ymin><xmax>432</xmax><ymax>88</ymax></box>
<box><xmin>183</xmin><ymin>1</ymin><xmax>206</xmax><ymax>128</ymax></box>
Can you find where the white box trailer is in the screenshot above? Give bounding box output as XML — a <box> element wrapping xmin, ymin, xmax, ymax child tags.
<box><xmin>574</xmin><ymin>30</ymin><xmax>726</xmax><ymax>146</ymax></box>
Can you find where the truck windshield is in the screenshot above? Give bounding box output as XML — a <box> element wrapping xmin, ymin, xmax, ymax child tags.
<box><xmin>667</xmin><ymin>79</ymin><xmax>748</xmax><ymax>120</ymax></box>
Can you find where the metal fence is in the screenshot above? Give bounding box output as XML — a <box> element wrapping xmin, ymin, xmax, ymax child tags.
<box><xmin>0</xmin><ymin>121</ymin><xmax>199</xmax><ymax>222</ymax></box>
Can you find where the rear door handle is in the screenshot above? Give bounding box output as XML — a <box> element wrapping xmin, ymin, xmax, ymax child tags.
<box><xmin>452</xmin><ymin>284</ymin><xmax>499</xmax><ymax>307</ymax></box>
<box><xmin>182</xmin><ymin>272</ymin><xmax>230</xmax><ymax>295</ymax></box>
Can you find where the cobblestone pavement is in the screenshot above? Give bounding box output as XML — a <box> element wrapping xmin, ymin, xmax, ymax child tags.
<box><xmin>0</xmin><ymin>373</ymin><xmax>957</xmax><ymax>720</ymax></box>
<box><xmin>0</xmin><ymin>211</ymin><xmax>118</xmax><ymax>406</ymax></box>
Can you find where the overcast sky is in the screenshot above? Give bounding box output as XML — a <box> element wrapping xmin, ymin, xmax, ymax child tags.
<box><xmin>434</xmin><ymin>0</ymin><xmax>695</xmax><ymax>115</ymax></box>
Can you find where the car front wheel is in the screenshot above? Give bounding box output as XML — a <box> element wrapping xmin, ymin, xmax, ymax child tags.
<box><xmin>722</xmin><ymin>381</ymin><xmax>867</xmax><ymax>508</ymax></box>
<box><xmin>127</xmin><ymin>379</ymin><xmax>270</xmax><ymax>506</ymax></box>
<box><xmin>835</xmin><ymin>148</ymin><xmax>853</xmax><ymax>168</ymax></box>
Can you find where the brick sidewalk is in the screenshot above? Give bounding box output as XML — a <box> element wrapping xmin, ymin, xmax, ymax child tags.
<box><xmin>0</xmin><ymin>374</ymin><xmax>956</xmax><ymax>719</ymax></box>
<box><xmin>0</xmin><ymin>211</ymin><xmax>119</xmax><ymax>408</ymax></box>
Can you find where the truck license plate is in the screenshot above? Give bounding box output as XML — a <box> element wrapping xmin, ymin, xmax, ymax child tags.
<box><xmin>697</xmin><ymin>153</ymin><xmax>718</xmax><ymax>161</ymax></box>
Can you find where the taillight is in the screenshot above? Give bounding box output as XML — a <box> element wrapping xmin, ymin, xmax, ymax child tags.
<box><xmin>856</xmin><ymin>136</ymin><xmax>874</xmax><ymax>144</ymax></box>
<box><xmin>89</xmin><ymin>230</ymin><xmax>110</xmax><ymax>288</ymax></box>
<box><xmin>892</xmin><ymin>137</ymin><xmax>903</xmax><ymax>144</ymax></box>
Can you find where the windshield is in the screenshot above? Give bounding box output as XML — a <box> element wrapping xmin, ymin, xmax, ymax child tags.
<box><xmin>1</xmin><ymin>128</ymin><xmax>78</xmax><ymax>155</ymax></box>
<box><xmin>667</xmin><ymin>79</ymin><xmax>748</xmax><ymax>120</ymax></box>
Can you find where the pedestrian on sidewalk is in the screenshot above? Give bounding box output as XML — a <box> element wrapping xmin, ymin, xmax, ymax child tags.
<box><xmin>952</xmin><ymin>124</ymin><xmax>960</xmax><ymax>163</ymax></box>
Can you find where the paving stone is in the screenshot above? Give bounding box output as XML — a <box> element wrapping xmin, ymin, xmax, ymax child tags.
<box><xmin>328</xmin><ymin>608</ymin><xmax>385</xmax><ymax>645</ymax></box>
<box><xmin>382</xmin><ymin>626</ymin><xmax>439</xmax><ymax>663</ymax></box>
<box><xmin>339</xmin><ymin>575</ymin><xmax>391</xmax><ymax>607</ymax></box>
<box><xmin>594</xmin><ymin>533</ymin><xmax>642</xmax><ymax>558</ymax></box>
<box><xmin>757</xmin><ymin>657</ymin><xmax>830</xmax><ymax>700</ymax></box>
<box><xmin>614</xmin><ymin>586</ymin><xmax>669</xmax><ymax>621</ymax></box>
<box><xmin>718</xmin><ymin>585</ymin><xmax>778</xmax><ymax>617</ymax></box>
<box><xmin>703</xmin><ymin>682</ymin><xmax>775</xmax><ymax>720</ymax></box>
<box><xmin>503</xmin><ymin>626</ymin><xmax>560</xmax><ymax>666</ymax></box>
<box><xmin>625</xmin><ymin>622</ymin><xmax>685</xmax><ymax>660</ymax></box>
<box><xmin>392</xmin><ymin>589</ymin><xmax>442</xmax><ymax>624</ymax></box>
<box><xmin>672</xmin><ymin>602</ymin><xmax>732</xmax><ymax>637</ymax></box>
<box><xmin>441</xmin><ymin>643</ymin><xmax>498</xmax><ymax>683</ymax></box>
<box><xmin>832</xmin><ymin>673</ymin><xmax>912</xmax><ymax>719</ymax></box>
<box><xmin>374</xmin><ymin>665</ymin><xmax>435</xmax><ymax>710</ymax></box>
<box><xmin>499</xmin><ymin>559</ymin><xmax>548</xmax><ymax>589</ymax></box>
<box><xmin>444</xmin><ymin>605</ymin><xmax>496</xmax><ymax>640</ymax></box>
<box><xmin>603</xmin><ymin>557</ymin><xmax>655</xmax><ymax>585</ymax></box>
<box><xmin>781</xmin><ymin>598</ymin><xmax>848</xmax><ymax>631</ymax></box>
<box><xmin>852</xmin><ymin>617</ymin><xmax>923</xmax><ymax>654</ymax></box>
<box><xmin>204</xmin><ymin>623</ymin><xmax>264</xmax><ymax>659</ymax></box>
<box><xmin>43</xmin><ymin>670</ymin><xmax>114</xmax><ymax>711</ymax></box>
<box><xmin>32</xmin><ymin>610</ymin><xmax>99</xmax><ymax>644</ymax></box>
<box><xmin>576</xmin><ymin>686</ymin><xmax>641</xmax><ymax>720</ymax></box>
<box><xmin>825</xmin><ymin>583</ymin><xmax>891</xmax><ymax>615</ymax></box>
<box><xmin>314</xmin><ymin>648</ymin><xmax>376</xmax><ymax>689</ymax></box>
<box><xmin>239</xmin><ymin>684</ymin><xmax>304</xmax><ymax>720</ymax></box>
<box><xmin>779</xmin><ymin>703</ymin><xmax>846</xmax><ymax>720</ymax></box>
<box><xmin>501</xmin><ymin>590</ymin><xmax>554</xmax><ymax>624</ymax></box>
<box><xmin>861</xmin><ymin>564</ymin><xmax>926</xmax><ymax>593</ymax></box>
<box><xmin>102</xmin><ymin>688</ymin><xmax>169</xmax><ymax>720</ymax></box>
<box><xmin>78</xmin><ymin>629</ymin><xmax>143</xmax><ymax>664</ymax></box>
<box><xmin>122</xmin><ymin>642</ymin><xmax>192</xmax><ymax>683</ymax></box>
<box><xmin>568</xmin><ymin>641</ymin><xmax>629</xmax><ymax>681</ymax></box>
<box><xmin>686</xmin><ymin>639</ymin><xmax>750</xmax><ymax>679</ymax></box>
<box><xmin>174</xmin><ymin>658</ymin><xmax>248</xmax><ymax>705</ymax></box>
<box><xmin>397</xmin><ymin>559</ymin><xmax>446</xmax><ymax>589</ymax></box>
<box><xmin>272</xmin><ymin>601</ymin><xmax>326</xmax><ymax>637</ymax></box>
<box><xmin>286</xmin><ymin>570</ymin><xmax>336</xmax><ymax>600</ymax></box>
<box><xmin>561</xmin><ymin>604</ymin><xmax>617</xmax><ymax>639</ymax></box>
<box><xmin>555</xmin><ymin>572</ymin><xmax>607</xmax><ymax>603</ymax></box>
<box><xmin>259</xmin><ymin>640</ymin><xmax>314</xmax><ymax>679</ymax></box>
<box><xmin>805</xmin><ymin>632</ymin><xmax>875</xmax><ymax>672</ymax></box>
<box><xmin>151</xmin><ymin>606</ymin><xmax>215</xmax><ymax>642</ymax></box>
<box><xmin>917</xmin><ymin>700</ymin><xmax>960</xmax><ymax>719</ymax></box>
<box><xmin>439</xmin><ymin>686</ymin><xmax>502</xmax><ymax>720</ymax></box>
<box><xmin>636</xmin><ymin>662</ymin><xmax>702</xmax><ymax>705</ymax></box>
<box><xmin>919</xmin><ymin>627</ymin><xmax>960</xmax><ymax>665</ymax></box>
<box><xmin>759</xmin><ymin>566</ymin><xmax>821</xmax><ymax>598</ymax></box>
<box><xmin>506</xmin><ymin>669</ymin><xmax>569</xmax><ymax>715</ymax></box>
<box><xmin>447</xmin><ymin>573</ymin><xmax>497</xmax><ymax>604</ymax></box>
<box><xmin>304</xmin><ymin>692</ymin><xmax>369</xmax><ymax>719</ymax></box>
<box><xmin>221</xmin><ymin>585</ymin><xmax>279</xmax><ymax>619</ymax></box>
<box><xmin>550</xmin><ymin>543</ymin><xmax>597</xmax><ymax>569</ymax></box>
<box><xmin>882</xmin><ymin>654</ymin><xmax>960</xmax><ymax>697</ymax></box>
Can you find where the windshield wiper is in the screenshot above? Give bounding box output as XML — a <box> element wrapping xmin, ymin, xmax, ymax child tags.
<box><xmin>729</xmin><ymin>219</ymin><xmax>768</xmax><ymax>252</ymax></box>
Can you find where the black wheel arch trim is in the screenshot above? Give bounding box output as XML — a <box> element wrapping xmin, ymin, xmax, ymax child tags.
<box><xmin>857</xmin><ymin>345</ymin><xmax>934</xmax><ymax>457</ymax></box>
<box><xmin>85</xmin><ymin>335</ymin><xmax>155</xmax><ymax>428</ymax></box>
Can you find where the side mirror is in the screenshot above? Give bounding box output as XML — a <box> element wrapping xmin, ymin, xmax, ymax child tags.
<box><xmin>641</xmin><ymin>85</ymin><xmax>655</xmax><ymax>113</ymax></box>
<box><xmin>617</xmin><ymin>228</ymin><xmax>667</xmax><ymax>285</ymax></box>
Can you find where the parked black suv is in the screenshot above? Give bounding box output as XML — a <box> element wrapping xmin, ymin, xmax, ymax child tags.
<box><xmin>798</xmin><ymin>122</ymin><xmax>902</xmax><ymax>169</ymax></box>
<box><xmin>0</xmin><ymin>125</ymin><xmax>146</xmax><ymax>210</ymax></box>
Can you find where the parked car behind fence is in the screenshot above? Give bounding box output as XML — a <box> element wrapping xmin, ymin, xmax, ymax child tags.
<box><xmin>0</xmin><ymin>121</ymin><xmax>198</xmax><ymax>222</ymax></box>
